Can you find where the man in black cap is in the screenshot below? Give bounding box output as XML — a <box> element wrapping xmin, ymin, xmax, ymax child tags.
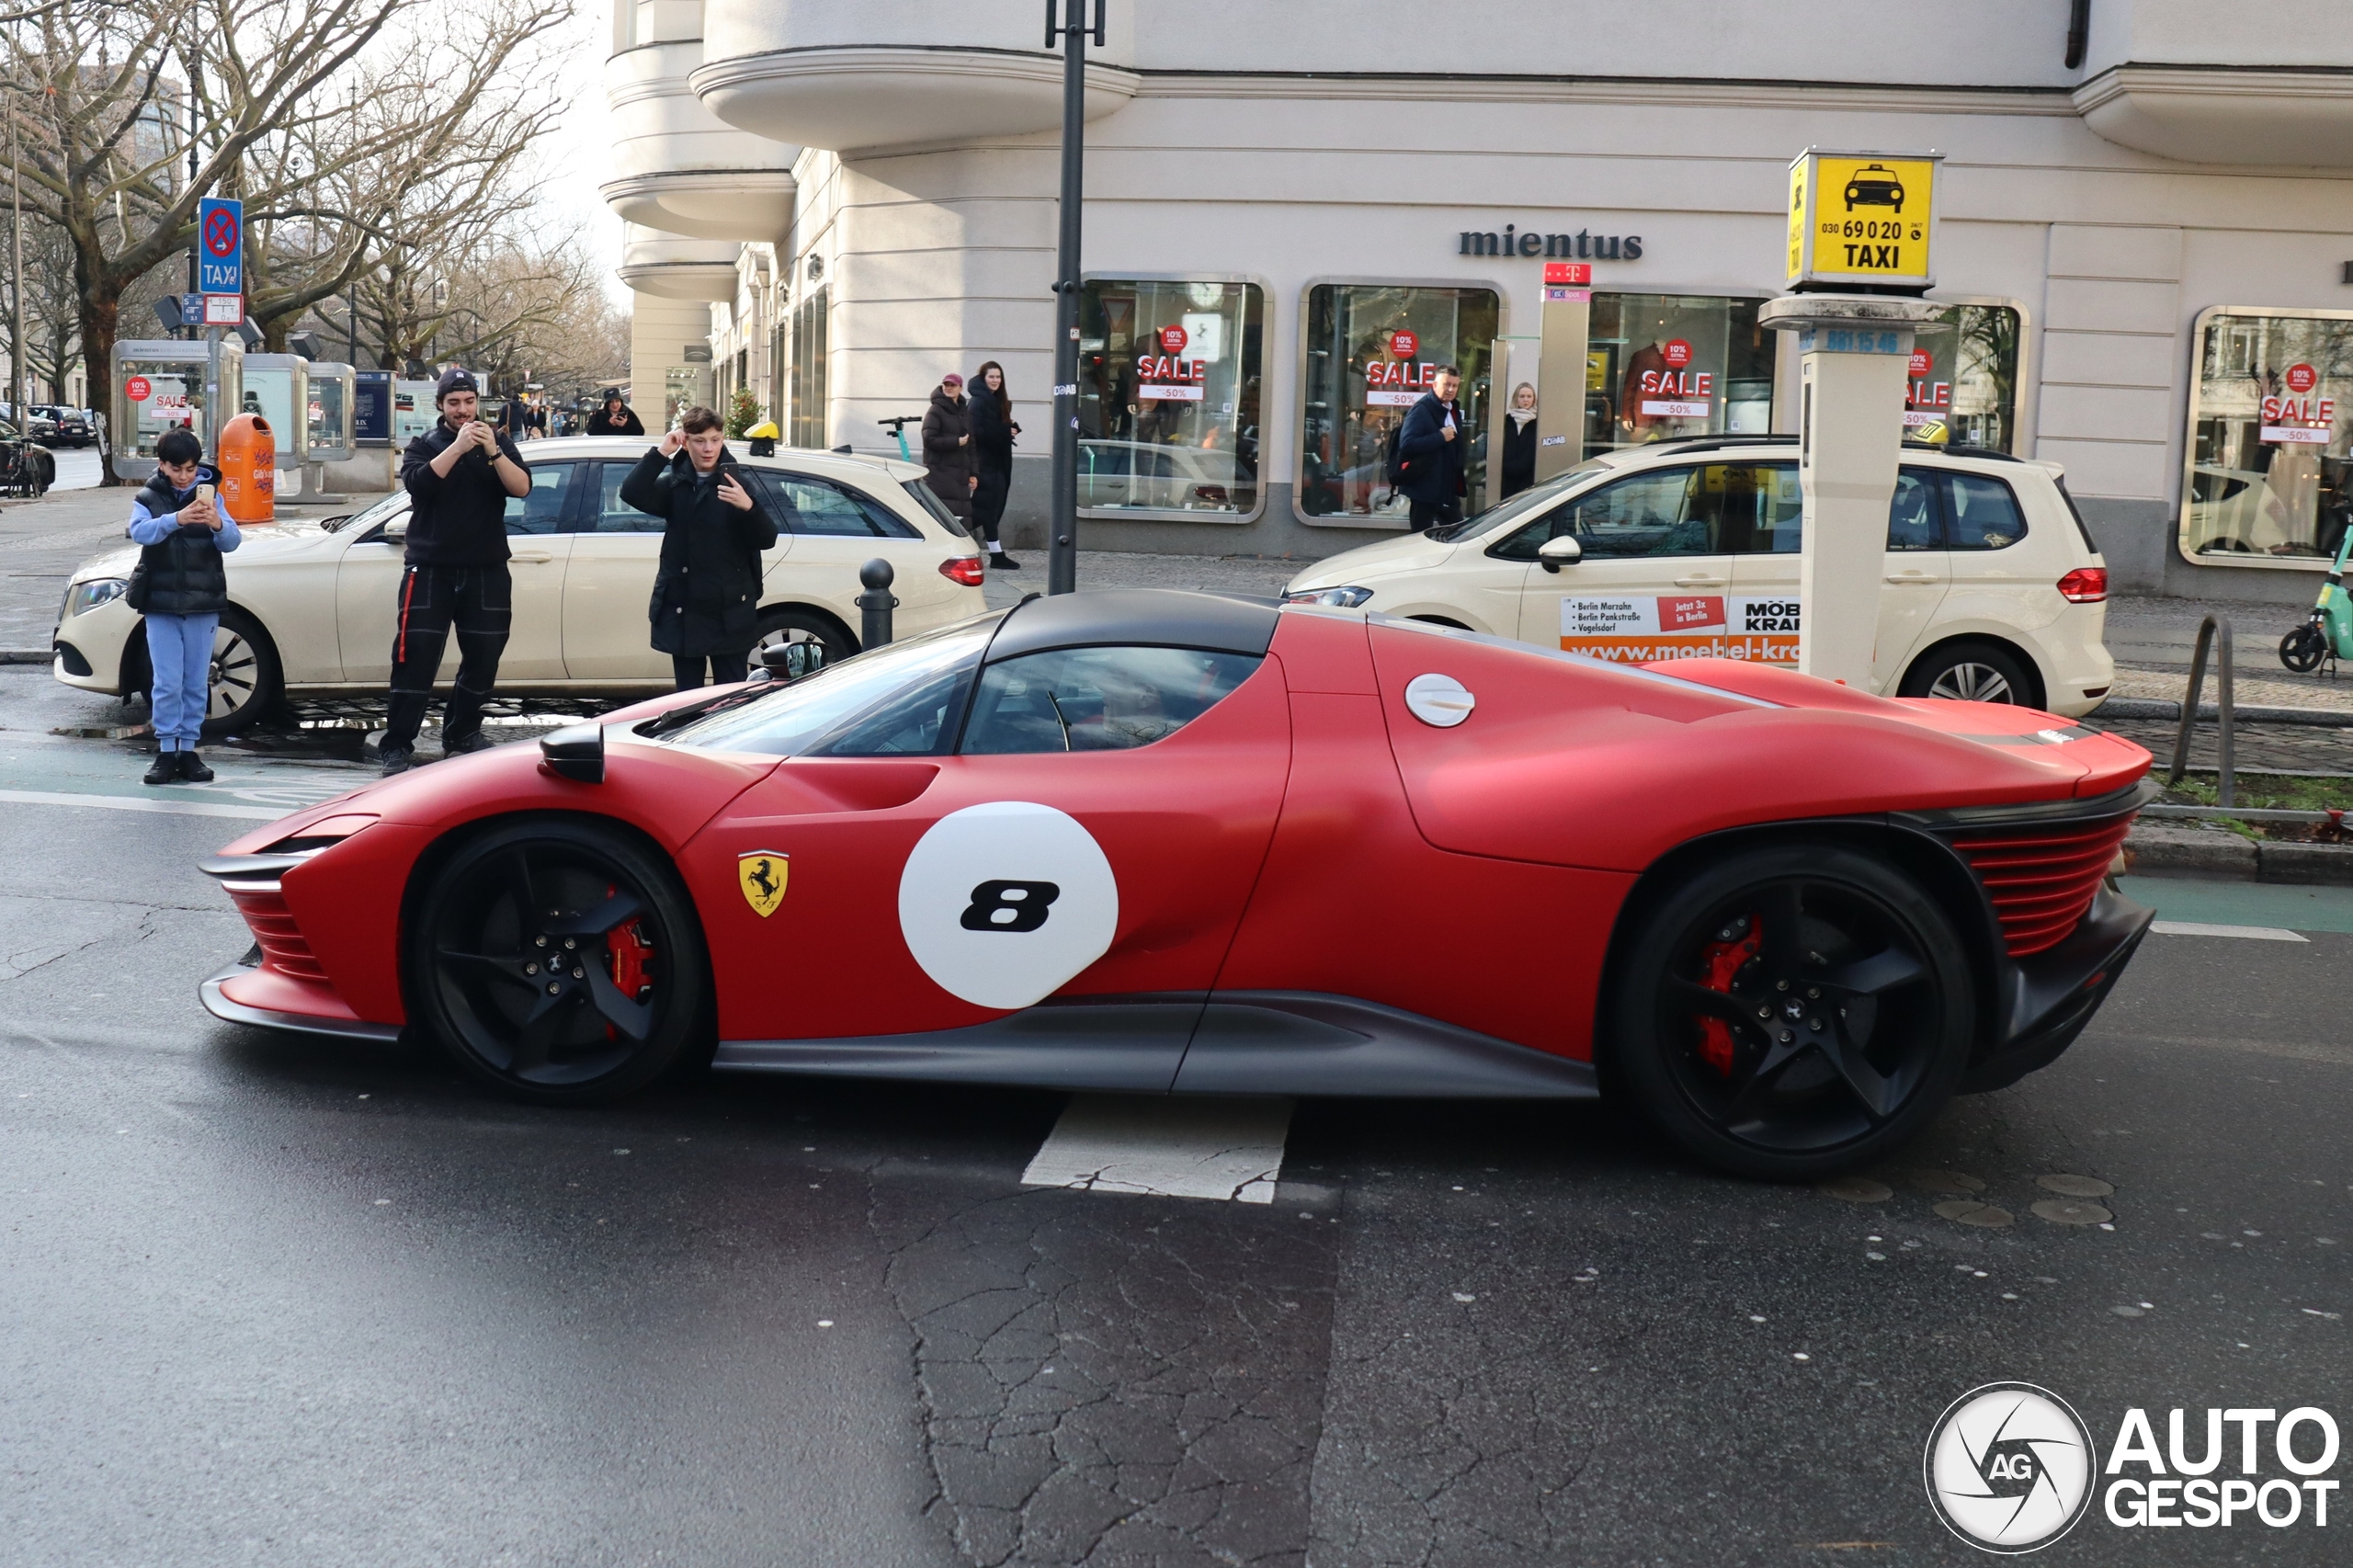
<box><xmin>380</xmin><ymin>368</ymin><xmax>532</xmax><ymax>775</ymax></box>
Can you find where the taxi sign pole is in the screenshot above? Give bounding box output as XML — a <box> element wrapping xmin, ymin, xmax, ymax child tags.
<box><xmin>1762</xmin><ymin>148</ymin><xmax>1944</xmax><ymax>688</ymax></box>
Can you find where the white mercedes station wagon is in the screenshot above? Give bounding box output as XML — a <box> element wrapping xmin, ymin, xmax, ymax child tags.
<box><xmin>51</xmin><ymin>438</ymin><xmax>987</xmax><ymax>732</ymax></box>
<box><xmin>1283</xmin><ymin>436</ymin><xmax>2116</xmax><ymax>718</ymax></box>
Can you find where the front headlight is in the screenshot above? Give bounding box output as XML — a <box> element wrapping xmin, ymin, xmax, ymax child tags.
<box><xmin>1283</xmin><ymin>585</ymin><xmax>1375</xmax><ymax>608</ymax></box>
<box><xmin>65</xmin><ymin>578</ymin><xmax>128</xmax><ymax>617</ymax></box>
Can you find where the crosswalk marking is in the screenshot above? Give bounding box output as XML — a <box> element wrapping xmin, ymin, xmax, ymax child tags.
<box><xmin>1021</xmin><ymin>1095</ymin><xmax>1292</xmax><ymax>1202</ymax></box>
<box><xmin>2151</xmin><ymin>920</ymin><xmax>2309</xmax><ymax>943</ymax></box>
<box><xmin>0</xmin><ymin>787</ymin><xmax>282</xmax><ymax>821</ymax></box>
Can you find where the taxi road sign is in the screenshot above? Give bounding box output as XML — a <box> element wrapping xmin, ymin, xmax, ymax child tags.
<box><xmin>197</xmin><ymin>197</ymin><xmax>243</xmax><ymax>295</ymax></box>
<box><xmin>1786</xmin><ymin>149</ymin><xmax>1938</xmax><ymax>290</ymax></box>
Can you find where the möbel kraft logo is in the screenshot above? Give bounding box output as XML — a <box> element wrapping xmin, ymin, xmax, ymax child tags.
<box><xmin>1924</xmin><ymin>1383</ymin><xmax>2097</xmax><ymax>1552</ymax></box>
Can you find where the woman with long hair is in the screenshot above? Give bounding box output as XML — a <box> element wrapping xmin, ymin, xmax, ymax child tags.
<box><xmin>1500</xmin><ymin>381</ymin><xmax>1539</xmax><ymax>499</ymax></box>
<box><xmin>967</xmin><ymin>359</ymin><xmax>1022</xmax><ymax>569</ymax></box>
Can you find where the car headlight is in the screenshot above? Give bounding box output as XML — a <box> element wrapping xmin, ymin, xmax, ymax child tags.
<box><xmin>1283</xmin><ymin>585</ymin><xmax>1375</xmax><ymax>608</ymax></box>
<box><xmin>65</xmin><ymin>578</ymin><xmax>128</xmax><ymax>617</ymax></box>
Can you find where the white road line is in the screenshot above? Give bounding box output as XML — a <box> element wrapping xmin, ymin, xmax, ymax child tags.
<box><xmin>2151</xmin><ymin>920</ymin><xmax>2310</xmax><ymax>943</ymax></box>
<box><xmin>1021</xmin><ymin>1095</ymin><xmax>1292</xmax><ymax>1203</ymax></box>
<box><xmin>0</xmin><ymin>788</ymin><xmax>283</xmax><ymax>821</ymax></box>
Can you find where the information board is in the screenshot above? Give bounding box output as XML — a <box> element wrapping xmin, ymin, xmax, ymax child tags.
<box><xmin>1786</xmin><ymin>149</ymin><xmax>1938</xmax><ymax>291</ymax></box>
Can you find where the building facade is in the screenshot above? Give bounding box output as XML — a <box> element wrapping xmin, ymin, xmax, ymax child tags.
<box><xmin>603</xmin><ymin>0</ymin><xmax>2353</xmax><ymax>601</ymax></box>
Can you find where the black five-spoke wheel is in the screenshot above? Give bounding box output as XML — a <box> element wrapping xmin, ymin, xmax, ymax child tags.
<box><xmin>1612</xmin><ymin>844</ymin><xmax>1975</xmax><ymax>1180</ymax></box>
<box><xmin>406</xmin><ymin>819</ymin><xmax>710</xmax><ymax>1104</ymax></box>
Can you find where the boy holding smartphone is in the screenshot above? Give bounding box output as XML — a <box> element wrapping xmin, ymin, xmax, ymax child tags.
<box><xmin>127</xmin><ymin>426</ymin><xmax>240</xmax><ymax>784</ymax></box>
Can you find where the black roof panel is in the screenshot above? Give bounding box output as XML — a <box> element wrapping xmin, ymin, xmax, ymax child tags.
<box><xmin>984</xmin><ymin>588</ymin><xmax>1280</xmax><ymax>662</ymax></box>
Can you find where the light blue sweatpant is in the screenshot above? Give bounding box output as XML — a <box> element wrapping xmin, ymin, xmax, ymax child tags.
<box><xmin>145</xmin><ymin>612</ymin><xmax>217</xmax><ymax>751</ymax></box>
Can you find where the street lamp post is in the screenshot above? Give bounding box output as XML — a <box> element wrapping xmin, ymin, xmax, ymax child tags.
<box><xmin>1044</xmin><ymin>0</ymin><xmax>1102</xmax><ymax>597</ymax></box>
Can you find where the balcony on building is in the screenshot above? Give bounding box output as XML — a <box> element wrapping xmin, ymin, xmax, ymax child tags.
<box><xmin>601</xmin><ymin>0</ymin><xmax>799</xmax><ymax>241</ymax></box>
<box><xmin>2073</xmin><ymin>2</ymin><xmax>2353</xmax><ymax>166</ymax></box>
<box><xmin>617</xmin><ymin>226</ymin><xmax>744</xmax><ymax>302</ymax></box>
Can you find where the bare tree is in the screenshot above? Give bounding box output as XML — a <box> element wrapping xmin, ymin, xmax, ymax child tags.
<box><xmin>0</xmin><ymin>0</ymin><xmax>573</xmax><ymax>480</ymax></box>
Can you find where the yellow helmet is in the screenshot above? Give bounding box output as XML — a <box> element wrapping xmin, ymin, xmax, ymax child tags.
<box><xmin>746</xmin><ymin>420</ymin><xmax>780</xmax><ymax>439</ymax></box>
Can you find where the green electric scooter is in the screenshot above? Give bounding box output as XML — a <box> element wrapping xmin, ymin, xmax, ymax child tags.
<box><xmin>878</xmin><ymin>414</ymin><xmax>921</xmax><ymax>461</ymax></box>
<box><xmin>2279</xmin><ymin>525</ymin><xmax>2353</xmax><ymax>676</ymax></box>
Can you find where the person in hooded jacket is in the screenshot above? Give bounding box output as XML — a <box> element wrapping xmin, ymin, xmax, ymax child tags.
<box><xmin>620</xmin><ymin>403</ymin><xmax>779</xmax><ymax>689</ymax></box>
<box><xmin>920</xmin><ymin>372</ymin><xmax>976</xmax><ymax>525</ymax></box>
<box><xmin>966</xmin><ymin>360</ymin><xmax>1022</xmax><ymax>569</ymax></box>
<box><xmin>126</xmin><ymin>426</ymin><xmax>240</xmax><ymax>784</ymax></box>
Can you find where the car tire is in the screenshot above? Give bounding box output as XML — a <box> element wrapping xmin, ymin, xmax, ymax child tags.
<box><xmin>405</xmin><ymin>817</ymin><xmax>711</xmax><ymax>1106</ymax></box>
<box><xmin>1608</xmin><ymin>843</ymin><xmax>1975</xmax><ymax>1181</ymax></box>
<box><xmin>199</xmin><ymin>608</ymin><xmax>283</xmax><ymax>737</ymax></box>
<box><xmin>756</xmin><ymin>604</ymin><xmax>858</xmax><ymax>670</ymax></box>
<box><xmin>1899</xmin><ymin>640</ymin><xmax>2040</xmax><ymax>708</ymax></box>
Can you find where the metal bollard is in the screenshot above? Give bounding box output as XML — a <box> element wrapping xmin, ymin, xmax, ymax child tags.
<box><xmin>2167</xmin><ymin>612</ymin><xmax>2236</xmax><ymax>808</ymax></box>
<box><xmin>857</xmin><ymin>558</ymin><xmax>899</xmax><ymax>649</ymax></box>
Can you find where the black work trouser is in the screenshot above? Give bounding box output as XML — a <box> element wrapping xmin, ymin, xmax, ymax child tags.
<box><xmin>971</xmin><ymin>469</ymin><xmax>1010</xmax><ymax>545</ymax></box>
<box><xmin>1408</xmin><ymin>497</ymin><xmax>1461</xmax><ymax>533</ymax></box>
<box><xmin>672</xmin><ymin>652</ymin><xmax>749</xmax><ymax>691</ymax></box>
<box><xmin>384</xmin><ymin>562</ymin><xmax>511</xmax><ymax>749</ymax></box>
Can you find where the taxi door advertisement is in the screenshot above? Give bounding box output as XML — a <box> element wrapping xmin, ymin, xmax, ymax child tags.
<box><xmin>1556</xmin><ymin>595</ymin><xmax>1802</xmax><ymax>664</ymax></box>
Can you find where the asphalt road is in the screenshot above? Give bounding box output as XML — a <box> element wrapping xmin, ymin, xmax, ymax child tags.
<box><xmin>3</xmin><ymin>653</ymin><xmax>2350</xmax><ymax>1566</ymax></box>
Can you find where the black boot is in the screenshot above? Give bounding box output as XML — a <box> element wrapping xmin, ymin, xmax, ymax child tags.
<box><xmin>176</xmin><ymin>750</ymin><xmax>215</xmax><ymax>783</ymax></box>
<box><xmin>142</xmin><ymin>750</ymin><xmax>176</xmax><ymax>787</ymax></box>
<box><xmin>990</xmin><ymin>551</ymin><xmax>1022</xmax><ymax>570</ymax></box>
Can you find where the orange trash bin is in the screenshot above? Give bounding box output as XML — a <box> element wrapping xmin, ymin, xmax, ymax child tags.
<box><xmin>216</xmin><ymin>413</ymin><xmax>276</xmax><ymax>524</ymax></box>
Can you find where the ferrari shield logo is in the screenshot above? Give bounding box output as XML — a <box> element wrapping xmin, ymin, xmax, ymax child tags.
<box><xmin>737</xmin><ymin>850</ymin><xmax>789</xmax><ymax>918</ymax></box>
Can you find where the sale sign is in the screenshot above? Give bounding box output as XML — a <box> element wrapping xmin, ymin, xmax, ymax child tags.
<box><xmin>1909</xmin><ymin>348</ymin><xmax>1932</xmax><ymax>378</ymax></box>
<box><xmin>1557</xmin><ymin>595</ymin><xmax>1802</xmax><ymax>664</ymax></box>
<box><xmin>1663</xmin><ymin>339</ymin><xmax>1693</xmax><ymax>369</ymax></box>
<box><xmin>125</xmin><ymin>376</ymin><xmax>152</xmax><ymax>402</ymax></box>
<box><xmin>1157</xmin><ymin>324</ymin><xmax>1188</xmax><ymax>355</ymax></box>
<box><xmin>1388</xmin><ymin>330</ymin><xmax>1418</xmax><ymax>361</ymax></box>
<box><xmin>1137</xmin><ymin>353</ymin><xmax>1204</xmax><ymax>402</ymax></box>
<box><xmin>1637</xmin><ymin>366</ymin><xmax>1713</xmax><ymax>419</ymax></box>
<box><xmin>2286</xmin><ymin>363</ymin><xmax>2318</xmax><ymax>394</ymax></box>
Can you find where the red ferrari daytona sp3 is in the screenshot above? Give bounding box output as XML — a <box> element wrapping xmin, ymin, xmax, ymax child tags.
<box><xmin>198</xmin><ymin>590</ymin><xmax>2155</xmax><ymax>1179</ymax></box>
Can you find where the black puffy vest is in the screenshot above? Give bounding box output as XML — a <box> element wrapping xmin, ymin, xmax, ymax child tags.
<box><xmin>135</xmin><ymin>467</ymin><xmax>229</xmax><ymax>617</ymax></box>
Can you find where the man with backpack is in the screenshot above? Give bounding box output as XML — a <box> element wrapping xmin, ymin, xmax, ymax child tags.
<box><xmin>125</xmin><ymin>426</ymin><xmax>240</xmax><ymax>784</ymax></box>
<box><xmin>1392</xmin><ymin>364</ymin><xmax>1469</xmax><ymax>533</ymax></box>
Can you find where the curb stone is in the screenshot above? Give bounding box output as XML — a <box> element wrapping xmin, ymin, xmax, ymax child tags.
<box><xmin>2097</xmin><ymin>697</ymin><xmax>2353</xmax><ymax>727</ymax></box>
<box><xmin>2125</xmin><ymin>820</ymin><xmax>2353</xmax><ymax>885</ymax></box>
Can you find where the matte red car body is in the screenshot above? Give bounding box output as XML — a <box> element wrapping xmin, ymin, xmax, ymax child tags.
<box><xmin>205</xmin><ymin>604</ymin><xmax>2151</xmax><ymax>1078</ymax></box>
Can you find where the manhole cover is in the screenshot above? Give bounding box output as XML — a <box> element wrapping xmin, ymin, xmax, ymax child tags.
<box><xmin>2032</xmin><ymin>1199</ymin><xmax>2113</xmax><ymax>1225</ymax></box>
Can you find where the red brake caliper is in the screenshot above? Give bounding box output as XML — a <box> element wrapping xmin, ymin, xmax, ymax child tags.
<box><xmin>602</xmin><ymin>883</ymin><xmax>656</xmax><ymax>1040</ymax></box>
<box><xmin>1694</xmin><ymin>917</ymin><xmax>1760</xmax><ymax>1074</ymax></box>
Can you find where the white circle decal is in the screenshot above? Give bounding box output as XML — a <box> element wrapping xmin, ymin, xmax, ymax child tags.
<box><xmin>1923</xmin><ymin>1382</ymin><xmax>2096</xmax><ymax>1553</ymax></box>
<box><xmin>1404</xmin><ymin>672</ymin><xmax>1474</xmax><ymax>728</ymax></box>
<box><xmin>898</xmin><ymin>801</ymin><xmax>1119</xmax><ymax>1010</ymax></box>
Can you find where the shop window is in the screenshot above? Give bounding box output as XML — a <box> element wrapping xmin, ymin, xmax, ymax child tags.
<box><xmin>1585</xmin><ymin>295</ymin><xmax>1774</xmax><ymax>459</ymax></box>
<box><xmin>1910</xmin><ymin>303</ymin><xmax>2021</xmax><ymax>452</ymax></box>
<box><xmin>788</xmin><ymin>283</ymin><xmax>829</xmax><ymax>449</ymax></box>
<box><xmin>1301</xmin><ymin>283</ymin><xmax>1500</xmax><ymax>523</ymax></box>
<box><xmin>1077</xmin><ymin>280</ymin><xmax>1262</xmax><ymax>516</ymax></box>
<box><xmin>2182</xmin><ymin>308</ymin><xmax>2351</xmax><ymax>566</ymax></box>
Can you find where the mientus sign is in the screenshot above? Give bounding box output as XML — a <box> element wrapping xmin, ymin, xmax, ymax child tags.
<box><xmin>1459</xmin><ymin>223</ymin><xmax>1643</xmax><ymax>260</ymax></box>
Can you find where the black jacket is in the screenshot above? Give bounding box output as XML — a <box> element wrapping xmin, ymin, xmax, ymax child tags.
<box><xmin>586</xmin><ymin>405</ymin><xmax>645</xmax><ymax>436</ymax></box>
<box><xmin>1500</xmin><ymin>414</ymin><xmax>1538</xmax><ymax>498</ymax></box>
<box><xmin>919</xmin><ymin>387</ymin><xmax>975</xmax><ymax>519</ymax></box>
<box><xmin>969</xmin><ymin>389</ymin><xmax>1016</xmax><ymax>477</ymax></box>
<box><xmin>620</xmin><ymin>445</ymin><xmax>779</xmax><ymax>656</ymax></box>
<box><xmin>1395</xmin><ymin>392</ymin><xmax>1469</xmax><ymax>505</ymax></box>
<box><xmin>400</xmin><ymin>420</ymin><xmax>529</xmax><ymax>566</ymax></box>
<box><xmin>132</xmin><ymin>464</ymin><xmax>228</xmax><ymax>617</ymax></box>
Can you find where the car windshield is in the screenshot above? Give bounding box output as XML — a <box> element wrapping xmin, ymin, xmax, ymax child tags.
<box><xmin>1427</xmin><ymin>460</ymin><xmax>1611</xmax><ymax>542</ymax></box>
<box><xmin>324</xmin><ymin>491</ymin><xmax>410</xmax><ymax>534</ymax></box>
<box><xmin>665</xmin><ymin>614</ymin><xmax>1003</xmax><ymax>756</ymax></box>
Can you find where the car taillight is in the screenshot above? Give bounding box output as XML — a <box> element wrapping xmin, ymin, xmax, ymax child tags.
<box><xmin>2057</xmin><ymin>567</ymin><xmax>2107</xmax><ymax>603</ymax></box>
<box><xmin>939</xmin><ymin>555</ymin><xmax>985</xmax><ymax>587</ymax></box>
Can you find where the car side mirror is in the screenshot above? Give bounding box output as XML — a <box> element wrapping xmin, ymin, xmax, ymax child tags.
<box><xmin>759</xmin><ymin>641</ymin><xmax>825</xmax><ymax>682</ymax></box>
<box><xmin>381</xmin><ymin>517</ymin><xmax>407</xmax><ymax>542</ymax></box>
<box><xmin>1537</xmin><ymin>535</ymin><xmax>1582</xmax><ymax>573</ymax></box>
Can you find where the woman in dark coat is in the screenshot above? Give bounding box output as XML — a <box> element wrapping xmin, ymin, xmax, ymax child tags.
<box><xmin>966</xmin><ymin>359</ymin><xmax>1021</xmax><ymax>570</ymax></box>
<box><xmin>920</xmin><ymin>373</ymin><xmax>976</xmax><ymax>525</ymax></box>
<box><xmin>620</xmin><ymin>403</ymin><xmax>778</xmax><ymax>690</ymax></box>
<box><xmin>1500</xmin><ymin>381</ymin><xmax>1539</xmax><ymax>498</ymax></box>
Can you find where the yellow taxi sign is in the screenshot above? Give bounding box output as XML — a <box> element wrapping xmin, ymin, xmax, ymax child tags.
<box><xmin>1786</xmin><ymin>149</ymin><xmax>1938</xmax><ymax>290</ymax></box>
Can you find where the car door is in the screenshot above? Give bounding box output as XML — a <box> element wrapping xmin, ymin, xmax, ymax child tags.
<box><xmin>1932</xmin><ymin>467</ymin><xmax>2049</xmax><ymax>662</ymax></box>
<box><xmin>556</xmin><ymin>458</ymin><xmax>753</xmax><ymax>684</ymax></box>
<box><xmin>752</xmin><ymin>469</ymin><xmax>918</xmax><ymax>642</ymax></box>
<box><xmin>333</xmin><ymin>460</ymin><xmax>579</xmax><ymax>685</ymax></box>
<box><xmin>1730</xmin><ymin>462</ymin><xmax>1949</xmax><ymax>686</ymax></box>
<box><xmin>699</xmin><ymin>641</ymin><xmax>1291</xmax><ymax>1075</ymax></box>
<box><xmin>1496</xmin><ymin>464</ymin><xmax>1738</xmax><ymax>660</ymax></box>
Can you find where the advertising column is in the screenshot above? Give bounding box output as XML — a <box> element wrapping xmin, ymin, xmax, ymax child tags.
<box><xmin>1534</xmin><ymin>262</ymin><xmax>1589</xmax><ymax>484</ymax></box>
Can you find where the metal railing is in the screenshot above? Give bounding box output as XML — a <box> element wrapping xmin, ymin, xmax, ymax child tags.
<box><xmin>2166</xmin><ymin>614</ymin><xmax>2236</xmax><ymax>807</ymax></box>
